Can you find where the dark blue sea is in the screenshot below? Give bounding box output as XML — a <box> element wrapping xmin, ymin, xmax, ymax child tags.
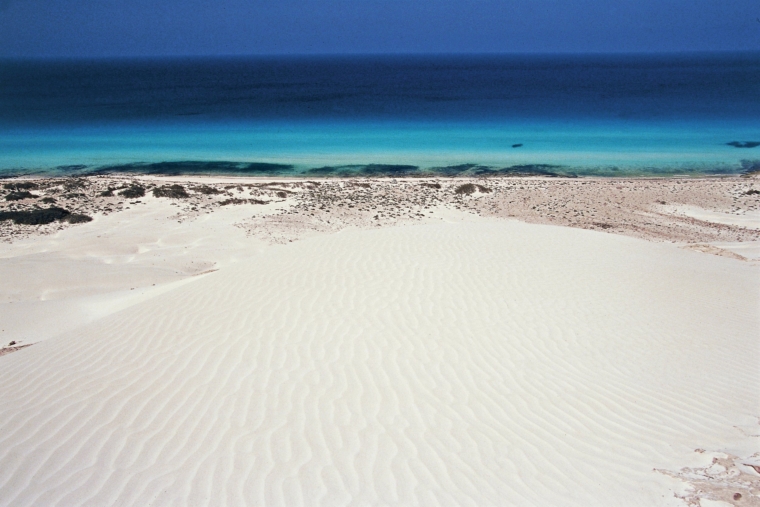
<box><xmin>1</xmin><ymin>53</ymin><xmax>759</xmax><ymax>177</ymax></box>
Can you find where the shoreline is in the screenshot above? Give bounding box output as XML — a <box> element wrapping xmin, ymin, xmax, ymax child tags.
<box><xmin>1</xmin><ymin>163</ymin><xmax>757</xmax><ymax>180</ymax></box>
<box><xmin>2</xmin><ymin>173</ymin><xmax>759</xmax><ymax>252</ymax></box>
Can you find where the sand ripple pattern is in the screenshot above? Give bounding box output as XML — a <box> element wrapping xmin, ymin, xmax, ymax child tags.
<box><xmin>0</xmin><ymin>221</ymin><xmax>758</xmax><ymax>506</ymax></box>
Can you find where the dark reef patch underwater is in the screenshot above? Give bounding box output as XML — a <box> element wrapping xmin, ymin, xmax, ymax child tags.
<box><xmin>726</xmin><ymin>141</ymin><xmax>760</xmax><ymax>149</ymax></box>
<box><xmin>90</xmin><ymin>161</ymin><xmax>296</xmax><ymax>176</ymax></box>
<box><xmin>1</xmin><ymin>160</ymin><xmax>757</xmax><ymax>179</ymax></box>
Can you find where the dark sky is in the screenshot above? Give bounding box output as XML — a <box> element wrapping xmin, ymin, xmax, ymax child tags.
<box><xmin>1</xmin><ymin>0</ymin><xmax>759</xmax><ymax>57</ymax></box>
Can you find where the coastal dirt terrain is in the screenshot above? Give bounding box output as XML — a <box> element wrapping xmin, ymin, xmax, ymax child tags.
<box><xmin>2</xmin><ymin>174</ymin><xmax>758</xmax><ymax>248</ymax></box>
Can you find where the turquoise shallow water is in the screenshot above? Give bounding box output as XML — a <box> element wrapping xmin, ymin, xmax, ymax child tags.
<box><xmin>1</xmin><ymin>54</ymin><xmax>759</xmax><ymax>177</ymax></box>
<box><xmin>2</xmin><ymin>119</ymin><xmax>757</xmax><ymax>177</ymax></box>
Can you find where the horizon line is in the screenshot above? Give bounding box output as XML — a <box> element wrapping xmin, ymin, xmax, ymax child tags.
<box><xmin>2</xmin><ymin>49</ymin><xmax>760</xmax><ymax>62</ymax></box>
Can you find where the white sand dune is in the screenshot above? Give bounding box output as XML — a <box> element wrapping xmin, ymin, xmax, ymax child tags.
<box><xmin>670</xmin><ymin>205</ymin><xmax>760</xmax><ymax>230</ymax></box>
<box><xmin>708</xmin><ymin>240</ymin><xmax>760</xmax><ymax>262</ymax></box>
<box><xmin>664</xmin><ymin>205</ymin><xmax>760</xmax><ymax>262</ymax></box>
<box><xmin>0</xmin><ymin>199</ymin><xmax>268</xmax><ymax>345</ymax></box>
<box><xmin>0</xmin><ymin>220</ymin><xmax>757</xmax><ymax>506</ymax></box>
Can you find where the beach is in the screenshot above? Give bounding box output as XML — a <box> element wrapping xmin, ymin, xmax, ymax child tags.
<box><xmin>0</xmin><ymin>174</ymin><xmax>759</xmax><ymax>506</ymax></box>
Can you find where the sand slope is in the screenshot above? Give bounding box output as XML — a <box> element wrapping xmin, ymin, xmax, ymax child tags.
<box><xmin>0</xmin><ymin>220</ymin><xmax>757</xmax><ymax>506</ymax></box>
<box><xmin>0</xmin><ymin>199</ymin><xmax>268</xmax><ymax>346</ymax></box>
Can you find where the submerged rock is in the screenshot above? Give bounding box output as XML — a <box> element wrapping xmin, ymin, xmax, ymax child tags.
<box><xmin>727</xmin><ymin>141</ymin><xmax>760</xmax><ymax>148</ymax></box>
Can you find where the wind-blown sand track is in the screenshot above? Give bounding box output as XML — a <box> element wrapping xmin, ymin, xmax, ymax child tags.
<box><xmin>0</xmin><ymin>220</ymin><xmax>757</xmax><ymax>506</ymax></box>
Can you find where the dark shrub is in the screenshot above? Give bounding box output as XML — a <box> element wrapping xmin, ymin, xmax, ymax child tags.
<box><xmin>454</xmin><ymin>183</ymin><xmax>490</xmax><ymax>195</ymax></box>
<box><xmin>65</xmin><ymin>214</ymin><xmax>93</xmax><ymax>224</ymax></box>
<box><xmin>63</xmin><ymin>178</ymin><xmax>86</xmax><ymax>190</ymax></box>
<box><xmin>0</xmin><ymin>207</ymin><xmax>70</xmax><ymax>225</ymax></box>
<box><xmin>41</xmin><ymin>197</ymin><xmax>56</xmax><ymax>204</ymax></box>
<box><xmin>219</xmin><ymin>198</ymin><xmax>247</xmax><ymax>206</ymax></box>
<box><xmin>119</xmin><ymin>185</ymin><xmax>145</xmax><ymax>198</ymax></box>
<box><xmin>454</xmin><ymin>183</ymin><xmax>477</xmax><ymax>195</ymax></box>
<box><xmin>153</xmin><ymin>184</ymin><xmax>189</xmax><ymax>198</ymax></box>
<box><xmin>195</xmin><ymin>185</ymin><xmax>221</xmax><ymax>195</ymax></box>
<box><xmin>3</xmin><ymin>181</ymin><xmax>38</xmax><ymax>191</ymax></box>
<box><xmin>5</xmin><ymin>191</ymin><xmax>36</xmax><ymax>201</ymax></box>
<box><xmin>219</xmin><ymin>198</ymin><xmax>267</xmax><ymax>206</ymax></box>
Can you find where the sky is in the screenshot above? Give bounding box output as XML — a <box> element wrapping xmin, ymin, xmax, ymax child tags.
<box><xmin>0</xmin><ymin>0</ymin><xmax>759</xmax><ymax>57</ymax></box>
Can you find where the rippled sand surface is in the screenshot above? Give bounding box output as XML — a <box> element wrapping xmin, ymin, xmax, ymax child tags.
<box><xmin>0</xmin><ymin>220</ymin><xmax>757</xmax><ymax>506</ymax></box>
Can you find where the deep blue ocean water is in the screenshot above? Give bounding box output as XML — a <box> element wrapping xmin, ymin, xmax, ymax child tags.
<box><xmin>1</xmin><ymin>53</ymin><xmax>759</xmax><ymax>177</ymax></box>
